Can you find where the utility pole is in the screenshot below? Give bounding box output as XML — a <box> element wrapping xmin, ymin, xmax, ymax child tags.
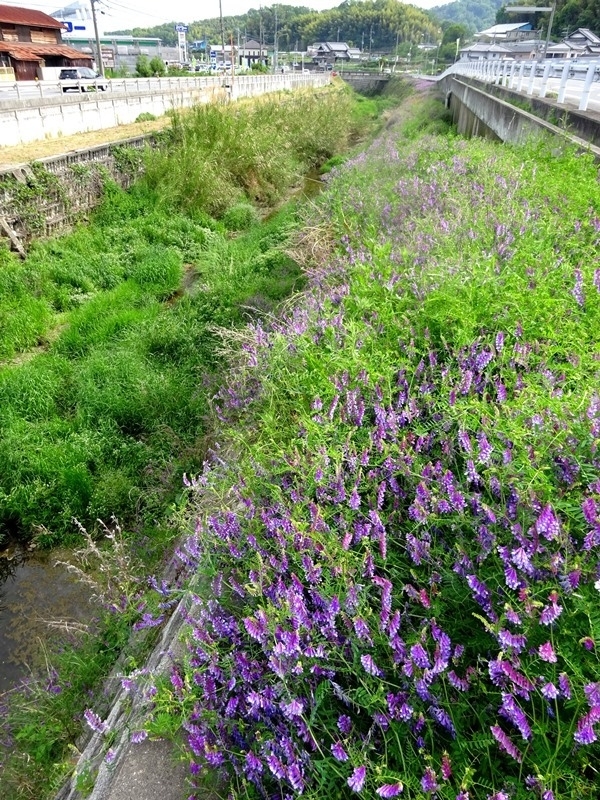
<box><xmin>218</xmin><ymin>0</ymin><xmax>226</xmax><ymax>66</ymax></box>
<box><xmin>273</xmin><ymin>5</ymin><xmax>278</xmax><ymax>72</ymax></box>
<box><xmin>90</xmin><ymin>0</ymin><xmax>104</xmax><ymax>76</ymax></box>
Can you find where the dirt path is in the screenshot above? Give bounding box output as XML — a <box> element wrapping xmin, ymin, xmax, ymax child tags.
<box><xmin>0</xmin><ymin>115</ymin><xmax>172</xmax><ymax>169</ymax></box>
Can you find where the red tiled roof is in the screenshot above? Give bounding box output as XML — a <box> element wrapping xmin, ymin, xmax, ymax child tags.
<box><xmin>0</xmin><ymin>4</ymin><xmax>64</xmax><ymax>29</ymax></box>
<box><xmin>0</xmin><ymin>40</ymin><xmax>91</xmax><ymax>61</ymax></box>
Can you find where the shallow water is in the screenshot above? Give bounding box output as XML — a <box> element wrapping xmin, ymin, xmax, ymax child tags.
<box><xmin>0</xmin><ymin>547</ymin><xmax>94</xmax><ymax>692</ymax></box>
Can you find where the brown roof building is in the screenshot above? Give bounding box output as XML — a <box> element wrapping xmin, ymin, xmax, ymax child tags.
<box><xmin>0</xmin><ymin>3</ymin><xmax>91</xmax><ymax>80</ymax></box>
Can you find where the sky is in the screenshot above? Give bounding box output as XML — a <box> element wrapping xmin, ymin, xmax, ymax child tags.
<box><xmin>4</xmin><ymin>0</ymin><xmax>441</xmax><ymax>34</ymax></box>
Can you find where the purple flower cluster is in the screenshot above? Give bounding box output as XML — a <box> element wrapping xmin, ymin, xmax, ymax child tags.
<box><xmin>154</xmin><ymin>128</ymin><xmax>600</xmax><ymax>799</ymax></box>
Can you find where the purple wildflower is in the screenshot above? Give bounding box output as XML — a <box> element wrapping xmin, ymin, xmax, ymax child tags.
<box><xmin>83</xmin><ymin>709</ymin><xmax>109</xmax><ymax>735</ymax></box>
<box><xmin>536</xmin><ymin>505</ymin><xmax>560</xmax><ymax>541</ymax></box>
<box><xmin>572</xmin><ymin>268</ymin><xmax>584</xmax><ymax>306</ymax></box>
<box><xmin>491</xmin><ymin>725</ymin><xmax>522</xmax><ymax>762</ymax></box>
<box><xmin>338</xmin><ymin>714</ymin><xmax>352</xmax><ymax>734</ymax></box>
<box><xmin>410</xmin><ymin>642</ymin><xmax>431</xmax><ymax>669</ymax></box>
<box><xmin>331</xmin><ymin>742</ymin><xmax>349</xmax><ymax>761</ymax></box>
<box><xmin>501</xmin><ymin>693</ymin><xmax>532</xmax><ymax>739</ymax></box>
<box><xmin>421</xmin><ymin>767</ymin><xmax>439</xmax><ymax>793</ymax></box>
<box><xmin>130</xmin><ymin>730</ymin><xmax>148</xmax><ymax>744</ymax></box>
<box><xmin>540</xmin><ymin>600</ymin><xmax>563</xmax><ymax>625</ymax></box>
<box><xmin>288</xmin><ymin>763</ymin><xmax>305</xmax><ymax>793</ymax></box>
<box><xmin>361</xmin><ymin>654</ymin><xmax>383</xmax><ymax>676</ymax></box>
<box><xmin>348</xmin><ymin>765</ymin><xmax>367</xmax><ymax>793</ymax></box>
<box><xmin>541</xmin><ymin>682</ymin><xmax>559</xmax><ymax>700</ymax></box>
<box><xmin>559</xmin><ymin>673</ymin><xmax>572</xmax><ymax>699</ymax></box>
<box><xmin>539</xmin><ymin>642</ymin><xmax>557</xmax><ymax>663</ymax></box>
<box><xmin>574</xmin><ymin>723</ymin><xmax>597</xmax><ymax>745</ymax></box>
<box><xmin>376</xmin><ymin>783</ymin><xmax>404</xmax><ymax>797</ymax></box>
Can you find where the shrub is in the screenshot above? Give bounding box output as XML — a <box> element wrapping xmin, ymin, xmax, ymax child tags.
<box><xmin>222</xmin><ymin>202</ymin><xmax>260</xmax><ymax>231</ymax></box>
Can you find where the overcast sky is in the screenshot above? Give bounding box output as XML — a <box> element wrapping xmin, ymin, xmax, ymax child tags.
<box><xmin>7</xmin><ymin>0</ymin><xmax>441</xmax><ymax>34</ymax></box>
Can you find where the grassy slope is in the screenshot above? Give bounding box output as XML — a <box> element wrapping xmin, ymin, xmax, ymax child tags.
<box><xmin>158</xmin><ymin>92</ymin><xmax>600</xmax><ymax>799</ymax></box>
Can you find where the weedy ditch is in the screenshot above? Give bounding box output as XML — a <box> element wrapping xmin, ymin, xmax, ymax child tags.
<box><xmin>0</xmin><ymin>81</ymin><xmax>395</xmax><ymax>800</ymax></box>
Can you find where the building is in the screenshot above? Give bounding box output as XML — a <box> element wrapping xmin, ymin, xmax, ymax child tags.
<box><xmin>476</xmin><ymin>23</ymin><xmax>538</xmax><ymax>43</ymax></box>
<box><xmin>50</xmin><ymin>3</ymin><xmax>180</xmax><ymax>71</ymax></box>
<box><xmin>58</xmin><ymin>34</ymin><xmax>179</xmax><ymax>72</ymax></box>
<box><xmin>308</xmin><ymin>42</ymin><xmax>361</xmax><ymax>68</ymax></box>
<box><xmin>51</xmin><ymin>1</ymin><xmax>96</xmax><ymax>39</ymax></box>
<box><xmin>0</xmin><ymin>3</ymin><xmax>91</xmax><ymax>80</ymax></box>
<box><xmin>460</xmin><ymin>25</ymin><xmax>600</xmax><ymax>62</ymax></box>
<box><xmin>546</xmin><ymin>28</ymin><xmax>600</xmax><ymax>59</ymax></box>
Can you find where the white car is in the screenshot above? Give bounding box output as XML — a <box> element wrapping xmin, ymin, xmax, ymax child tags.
<box><xmin>59</xmin><ymin>67</ymin><xmax>108</xmax><ymax>92</ymax></box>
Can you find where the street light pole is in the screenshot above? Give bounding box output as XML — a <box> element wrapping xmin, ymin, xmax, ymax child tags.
<box><xmin>218</xmin><ymin>0</ymin><xmax>226</xmax><ymax>66</ymax></box>
<box><xmin>90</xmin><ymin>0</ymin><xmax>104</xmax><ymax>76</ymax></box>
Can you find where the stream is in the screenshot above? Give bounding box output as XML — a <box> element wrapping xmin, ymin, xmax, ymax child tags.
<box><xmin>0</xmin><ymin>545</ymin><xmax>94</xmax><ymax>693</ymax></box>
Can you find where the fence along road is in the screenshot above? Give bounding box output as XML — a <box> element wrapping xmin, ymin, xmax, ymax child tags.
<box><xmin>447</xmin><ymin>59</ymin><xmax>600</xmax><ymax>114</ymax></box>
<box><xmin>0</xmin><ymin>72</ymin><xmax>331</xmax><ymax>147</ymax></box>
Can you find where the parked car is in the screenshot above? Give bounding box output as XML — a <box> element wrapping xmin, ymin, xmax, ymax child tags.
<box><xmin>59</xmin><ymin>67</ymin><xmax>108</xmax><ymax>92</ymax></box>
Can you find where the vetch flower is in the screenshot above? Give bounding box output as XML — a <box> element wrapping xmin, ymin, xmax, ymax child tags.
<box><xmin>491</xmin><ymin>725</ymin><xmax>522</xmax><ymax>762</ymax></box>
<box><xmin>130</xmin><ymin>730</ymin><xmax>148</xmax><ymax>744</ymax></box>
<box><xmin>84</xmin><ymin>709</ymin><xmax>109</xmax><ymax>735</ymax></box>
<box><xmin>331</xmin><ymin>742</ymin><xmax>349</xmax><ymax>761</ymax></box>
<box><xmin>376</xmin><ymin>783</ymin><xmax>403</xmax><ymax>797</ymax></box>
<box><xmin>361</xmin><ymin>654</ymin><xmax>383</xmax><ymax>677</ymax></box>
<box><xmin>539</xmin><ymin>642</ymin><xmax>557</xmax><ymax>663</ymax></box>
<box><xmin>337</xmin><ymin>714</ymin><xmax>352</xmax><ymax>734</ymax></box>
<box><xmin>421</xmin><ymin>767</ymin><xmax>439</xmax><ymax>793</ymax></box>
<box><xmin>347</xmin><ymin>765</ymin><xmax>367</xmax><ymax>792</ymax></box>
<box><xmin>535</xmin><ymin>505</ymin><xmax>560</xmax><ymax>541</ymax></box>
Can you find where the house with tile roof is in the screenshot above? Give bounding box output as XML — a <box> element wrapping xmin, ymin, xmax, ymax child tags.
<box><xmin>0</xmin><ymin>3</ymin><xmax>91</xmax><ymax>80</ymax></box>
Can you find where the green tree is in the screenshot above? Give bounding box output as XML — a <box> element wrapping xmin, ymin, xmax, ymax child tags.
<box><xmin>135</xmin><ymin>55</ymin><xmax>152</xmax><ymax>77</ymax></box>
<box><xmin>149</xmin><ymin>56</ymin><xmax>167</xmax><ymax>76</ymax></box>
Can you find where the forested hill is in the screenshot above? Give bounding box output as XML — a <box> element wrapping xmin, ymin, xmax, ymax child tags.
<box><xmin>429</xmin><ymin>0</ymin><xmax>504</xmax><ymax>34</ymax></box>
<box><xmin>106</xmin><ymin>0</ymin><xmax>440</xmax><ymax>49</ymax></box>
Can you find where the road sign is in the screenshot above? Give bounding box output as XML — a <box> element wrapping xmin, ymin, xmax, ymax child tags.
<box><xmin>175</xmin><ymin>24</ymin><xmax>189</xmax><ymax>32</ymax></box>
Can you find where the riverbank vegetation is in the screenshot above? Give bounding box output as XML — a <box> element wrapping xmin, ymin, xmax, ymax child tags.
<box><xmin>135</xmin><ymin>100</ymin><xmax>600</xmax><ymax>800</ymax></box>
<box><xmin>0</xmin><ymin>82</ymin><xmax>376</xmax><ymax>799</ymax></box>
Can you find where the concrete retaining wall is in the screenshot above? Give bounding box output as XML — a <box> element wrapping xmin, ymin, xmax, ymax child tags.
<box><xmin>440</xmin><ymin>74</ymin><xmax>600</xmax><ymax>157</ymax></box>
<box><xmin>0</xmin><ymin>136</ymin><xmax>153</xmax><ymax>252</ymax></box>
<box><xmin>0</xmin><ymin>73</ymin><xmax>330</xmax><ymax>147</ymax></box>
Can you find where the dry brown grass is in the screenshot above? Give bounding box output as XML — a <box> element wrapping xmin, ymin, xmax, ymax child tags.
<box><xmin>0</xmin><ymin>115</ymin><xmax>172</xmax><ymax>169</ymax></box>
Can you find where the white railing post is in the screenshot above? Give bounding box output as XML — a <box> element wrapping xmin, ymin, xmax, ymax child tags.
<box><xmin>527</xmin><ymin>61</ymin><xmax>537</xmax><ymax>95</ymax></box>
<box><xmin>539</xmin><ymin>61</ymin><xmax>552</xmax><ymax>98</ymax></box>
<box><xmin>557</xmin><ymin>61</ymin><xmax>570</xmax><ymax>104</ymax></box>
<box><xmin>508</xmin><ymin>60</ymin><xmax>517</xmax><ymax>88</ymax></box>
<box><xmin>516</xmin><ymin>61</ymin><xmax>526</xmax><ymax>92</ymax></box>
<box><xmin>578</xmin><ymin>62</ymin><xmax>596</xmax><ymax>111</ymax></box>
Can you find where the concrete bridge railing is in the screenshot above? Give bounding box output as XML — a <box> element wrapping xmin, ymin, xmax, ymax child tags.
<box><xmin>0</xmin><ymin>73</ymin><xmax>331</xmax><ymax>147</ymax></box>
<box><xmin>447</xmin><ymin>59</ymin><xmax>600</xmax><ymax>113</ymax></box>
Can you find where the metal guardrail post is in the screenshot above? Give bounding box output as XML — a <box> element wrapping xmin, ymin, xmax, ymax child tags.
<box><xmin>579</xmin><ymin>63</ymin><xmax>596</xmax><ymax>111</ymax></box>
<box><xmin>557</xmin><ymin>62</ymin><xmax>570</xmax><ymax>104</ymax></box>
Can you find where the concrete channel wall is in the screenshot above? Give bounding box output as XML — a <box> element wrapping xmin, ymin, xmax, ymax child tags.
<box><xmin>439</xmin><ymin>73</ymin><xmax>600</xmax><ymax>157</ymax></box>
<box><xmin>0</xmin><ymin>73</ymin><xmax>330</xmax><ymax>147</ymax></box>
<box><xmin>0</xmin><ymin>136</ymin><xmax>153</xmax><ymax>253</ymax></box>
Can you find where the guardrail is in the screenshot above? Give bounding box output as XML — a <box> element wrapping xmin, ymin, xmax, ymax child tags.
<box><xmin>0</xmin><ymin>72</ymin><xmax>327</xmax><ymax>105</ymax></box>
<box><xmin>447</xmin><ymin>59</ymin><xmax>600</xmax><ymax>112</ymax></box>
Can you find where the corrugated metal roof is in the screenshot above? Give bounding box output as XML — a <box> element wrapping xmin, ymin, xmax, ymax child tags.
<box><xmin>0</xmin><ymin>4</ymin><xmax>64</xmax><ymax>29</ymax></box>
<box><xmin>0</xmin><ymin>40</ymin><xmax>90</xmax><ymax>60</ymax></box>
